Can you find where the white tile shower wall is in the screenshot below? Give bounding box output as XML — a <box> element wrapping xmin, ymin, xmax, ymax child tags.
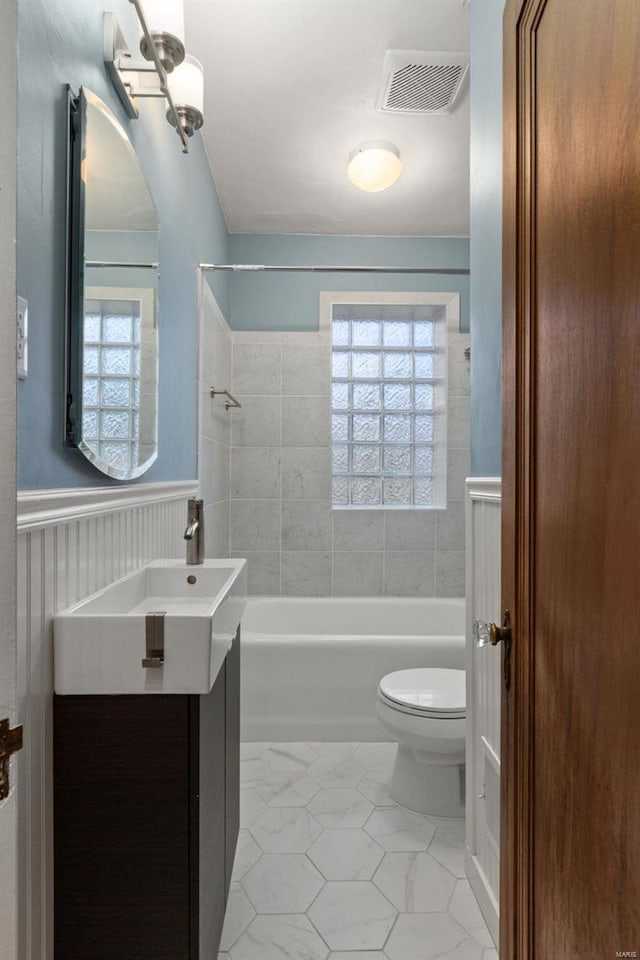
<box><xmin>229</xmin><ymin>328</ymin><xmax>469</xmax><ymax>597</ymax></box>
<box><xmin>199</xmin><ymin>280</ymin><xmax>233</xmax><ymax>557</ymax></box>
<box><xmin>16</xmin><ymin>482</ymin><xmax>195</xmax><ymax>960</ymax></box>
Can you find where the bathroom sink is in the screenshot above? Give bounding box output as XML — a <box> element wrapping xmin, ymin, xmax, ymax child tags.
<box><xmin>54</xmin><ymin>559</ymin><xmax>247</xmax><ymax>695</ymax></box>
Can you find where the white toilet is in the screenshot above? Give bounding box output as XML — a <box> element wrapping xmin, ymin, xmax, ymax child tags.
<box><xmin>376</xmin><ymin>668</ymin><xmax>466</xmax><ymax>818</ymax></box>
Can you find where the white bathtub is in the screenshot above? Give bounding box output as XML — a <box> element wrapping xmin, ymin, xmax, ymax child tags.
<box><xmin>240</xmin><ymin>596</ymin><xmax>465</xmax><ymax>741</ymax></box>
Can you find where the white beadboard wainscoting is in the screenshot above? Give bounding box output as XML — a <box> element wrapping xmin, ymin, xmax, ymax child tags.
<box><xmin>16</xmin><ymin>480</ymin><xmax>196</xmax><ymax>960</ymax></box>
<box><xmin>465</xmin><ymin>477</ymin><xmax>501</xmax><ymax>947</ymax></box>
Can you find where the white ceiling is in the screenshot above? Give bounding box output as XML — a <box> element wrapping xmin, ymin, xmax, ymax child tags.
<box><xmin>184</xmin><ymin>0</ymin><xmax>470</xmax><ymax>237</ymax></box>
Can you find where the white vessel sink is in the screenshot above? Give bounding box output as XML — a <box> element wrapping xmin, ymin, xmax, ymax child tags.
<box><xmin>54</xmin><ymin>559</ymin><xmax>247</xmax><ymax>695</ymax></box>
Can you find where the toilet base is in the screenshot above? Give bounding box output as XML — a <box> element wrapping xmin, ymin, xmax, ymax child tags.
<box><xmin>389</xmin><ymin>743</ymin><xmax>465</xmax><ymax>818</ymax></box>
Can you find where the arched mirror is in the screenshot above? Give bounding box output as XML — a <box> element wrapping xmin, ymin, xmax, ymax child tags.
<box><xmin>65</xmin><ymin>87</ymin><xmax>159</xmax><ymax>480</ymax></box>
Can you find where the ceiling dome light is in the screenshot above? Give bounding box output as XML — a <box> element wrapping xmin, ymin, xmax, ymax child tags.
<box><xmin>348</xmin><ymin>141</ymin><xmax>402</xmax><ymax>192</ymax></box>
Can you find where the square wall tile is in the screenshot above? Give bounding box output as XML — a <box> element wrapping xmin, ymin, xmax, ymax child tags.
<box><xmin>283</xmin><ymin>344</ymin><xmax>331</xmax><ymax>396</ymax></box>
<box><xmin>200</xmin><ymin>437</ymin><xmax>230</xmax><ymax>506</ymax></box>
<box><xmin>447</xmin><ymin>448</ymin><xmax>470</xmax><ymax>502</ymax></box>
<box><xmin>435</xmin><ymin>551</ymin><xmax>465</xmax><ymax>597</ymax></box>
<box><xmin>232</xmin><ymin>343</ymin><xmax>282</xmax><ymax>395</ymax></box>
<box><xmin>447</xmin><ymin>333</ymin><xmax>471</xmax><ymax>398</ymax></box>
<box><xmin>448</xmin><ymin>397</ymin><xmax>470</xmax><ymax>449</ymax></box>
<box><xmin>436</xmin><ymin>501</ymin><xmax>465</xmax><ymax>551</ymax></box>
<box><xmin>230</xmin><ymin>500</ymin><xmax>280</xmax><ymax>552</ymax></box>
<box><xmin>282</xmin><ymin>448</ymin><xmax>331</xmax><ymax>501</ymax></box>
<box><xmin>333</xmin><ymin>552</ymin><xmax>384</xmax><ymax>596</ymax></box>
<box><xmin>282</xmin><ymin>501</ymin><xmax>331</xmax><ymax>551</ymax></box>
<box><xmin>384</xmin><ymin>510</ymin><xmax>436</xmax><ymax>551</ymax></box>
<box><xmin>231</xmin><ymin>447</ymin><xmax>281</xmax><ymax>500</ymax></box>
<box><xmin>282</xmin><ymin>551</ymin><xmax>331</xmax><ymax>596</ymax></box>
<box><xmin>232</xmin><ymin>551</ymin><xmax>280</xmax><ymax>595</ymax></box>
<box><xmin>207</xmin><ymin>501</ymin><xmax>229</xmax><ymax>558</ymax></box>
<box><xmin>282</xmin><ymin>397</ymin><xmax>330</xmax><ymax>447</ymax></box>
<box><xmin>201</xmin><ymin>365</ymin><xmax>231</xmax><ymax>445</ymax></box>
<box><xmin>384</xmin><ymin>551</ymin><xmax>436</xmax><ymax>597</ymax></box>
<box><xmin>332</xmin><ymin>511</ymin><xmax>384</xmax><ymax>552</ymax></box>
<box><xmin>231</xmin><ymin>396</ymin><xmax>281</xmax><ymax>447</ymax></box>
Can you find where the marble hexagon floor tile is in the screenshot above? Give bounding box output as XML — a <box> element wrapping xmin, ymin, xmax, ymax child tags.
<box><xmin>364</xmin><ymin>806</ymin><xmax>437</xmax><ymax>852</ymax></box>
<box><xmin>240</xmin><ymin>742</ymin><xmax>272</xmax><ymax>761</ymax></box>
<box><xmin>307</xmin><ymin>829</ymin><xmax>385</xmax><ymax>881</ymax></box>
<box><xmin>232</xmin><ymin>830</ymin><xmax>263</xmax><ymax>882</ymax></box>
<box><xmin>307</xmin><ymin>881</ymin><xmax>396</xmax><ymax>951</ymax></box>
<box><xmin>306</xmin><ymin>742</ymin><xmax>360</xmax><ymax>757</ymax></box>
<box><xmin>448</xmin><ymin>879</ymin><xmax>496</xmax><ymax>949</ymax></box>
<box><xmin>327</xmin><ymin>954</ymin><xmax>388</xmax><ymax>960</ymax></box>
<box><xmin>307</xmin><ymin>755</ymin><xmax>368</xmax><ymax>789</ymax></box>
<box><xmin>240</xmin><ymin>758</ymin><xmax>271</xmax><ymax>787</ymax></box>
<box><xmin>227</xmin><ymin>744</ymin><xmax>494</xmax><ymax>960</ymax></box>
<box><xmin>307</xmin><ymin>789</ymin><xmax>374</xmax><ymax>829</ymax></box>
<box><xmin>241</xmin><ymin>854</ymin><xmax>325</xmax><ymax>914</ymax></box>
<box><xmin>219</xmin><ymin>884</ymin><xmax>256</xmax><ymax>952</ymax></box>
<box><xmin>372</xmin><ymin>851</ymin><xmax>456</xmax><ymax>912</ymax></box>
<box><xmin>250</xmin><ymin>807</ymin><xmax>322</xmax><ymax>853</ymax></box>
<box><xmin>239</xmin><ymin>788</ymin><xmax>268</xmax><ymax>829</ymax></box>
<box><xmin>356</xmin><ymin>775</ymin><xmax>398</xmax><ymax>807</ymax></box>
<box><xmin>384</xmin><ymin>913</ymin><xmax>479</xmax><ymax>960</ymax></box>
<box><xmin>263</xmin><ymin>742</ymin><xmax>320</xmax><ymax>773</ymax></box>
<box><xmin>426</xmin><ymin>816</ymin><xmax>467</xmax><ymax>878</ymax></box>
<box><xmin>257</xmin><ymin>771</ymin><xmax>320</xmax><ymax>807</ymax></box>
<box><xmin>229</xmin><ymin>914</ymin><xmax>329</xmax><ymax>960</ymax></box>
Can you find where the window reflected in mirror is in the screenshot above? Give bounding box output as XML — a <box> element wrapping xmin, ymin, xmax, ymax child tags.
<box><xmin>80</xmin><ymin>289</ymin><xmax>157</xmax><ymax>479</ymax></box>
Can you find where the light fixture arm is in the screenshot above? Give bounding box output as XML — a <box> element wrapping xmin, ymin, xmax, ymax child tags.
<box><xmin>104</xmin><ymin>7</ymin><xmax>190</xmax><ymax>153</ymax></box>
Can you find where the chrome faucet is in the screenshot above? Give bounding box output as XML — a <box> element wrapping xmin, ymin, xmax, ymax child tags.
<box><xmin>184</xmin><ymin>498</ymin><xmax>204</xmax><ymax>565</ymax></box>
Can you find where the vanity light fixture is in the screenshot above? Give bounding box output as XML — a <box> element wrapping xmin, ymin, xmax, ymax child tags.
<box><xmin>104</xmin><ymin>0</ymin><xmax>204</xmax><ymax>153</ymax></box>
<box><xmin>347</xmin><ymin>141</ymin><xmax>402</xmax><ymax>192</ymax></box>
<box><xmin>138</xmin><ymin>0</ymin><xmax>185</xmax><ymax>73</ymax></box>
<box><xmin>166</xmin><ymin>56</ymin><xmax>204</xmax><ymax>138</ymax></box>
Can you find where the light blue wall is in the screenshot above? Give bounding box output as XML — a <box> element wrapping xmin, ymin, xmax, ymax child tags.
<box><xmin>228</xmin><ymin>235</ymin><xmax>469</xmax><ymax>332</ymax></box>
<box><xmin>17</xmin><ymin>0</ymin><xmax>229</xmax><ymax>489</ymax></box>
<box><xmin>469</xmin><ymin>0</ymin><xmax>504</xmax><ymax>476</ymax></box>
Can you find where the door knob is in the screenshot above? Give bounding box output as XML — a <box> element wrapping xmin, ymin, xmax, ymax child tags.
<box><xmin>473</xmin><ymin>613</ymin><xmax>512</xmax><ymax>648</ymax></box>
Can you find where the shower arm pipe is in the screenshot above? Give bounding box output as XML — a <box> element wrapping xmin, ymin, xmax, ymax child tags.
<box><xmin>198</xmin><ymin>263</ymin><xmax>470</xmax><ymax>276</ymax></box>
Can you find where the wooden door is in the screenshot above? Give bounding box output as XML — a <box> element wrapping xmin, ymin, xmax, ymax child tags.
<box><xmin>0</xmin><ymin>0</ymin><xmax>18</xmax><ymax>956</ymax></box>
<box><xmin>502</xmin><ymin>1</ymin><xmax>640</xmax><ymax>957</ymax></box>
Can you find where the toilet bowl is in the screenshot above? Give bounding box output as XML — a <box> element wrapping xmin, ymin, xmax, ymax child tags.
<box><xmin>376</xmin><ymin>668</ymin><xmax>466</xmax><ymax>818</ymax></box>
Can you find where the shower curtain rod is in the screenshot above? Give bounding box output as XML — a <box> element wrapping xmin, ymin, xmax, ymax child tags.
<box><xmin>198</xmin><ymin>263</ymin><xmax>469</xmax><ymax>276</ymax></box>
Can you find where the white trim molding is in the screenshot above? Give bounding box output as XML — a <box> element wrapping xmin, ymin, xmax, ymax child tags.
<box><xmin>465</xmin><ymin>476</ymin><xmax>501</xmax><ymax>948</ymax></box>
<box><xmin>17</xmin><ymin>480</ymin><xmax>197</xmax><ymax>533</ymax></box>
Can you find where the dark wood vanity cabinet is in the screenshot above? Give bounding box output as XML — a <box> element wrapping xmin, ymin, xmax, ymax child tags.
<box><xmin>53</xmin><ymin>631</ymin><xmax>240</xmax><ymax>960</ymax></box>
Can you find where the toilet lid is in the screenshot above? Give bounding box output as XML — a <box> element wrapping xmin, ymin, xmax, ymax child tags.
<box><xmin>378</xmin><ymin>668</ymin><xmax>465</xmax><ymax>718</ymax></box>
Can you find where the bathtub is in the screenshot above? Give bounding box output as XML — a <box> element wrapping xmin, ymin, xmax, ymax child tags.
<box><xmin>240</xmin><ymin>596</ymin><xmax>465</xmax><ymax>741</ymax></box>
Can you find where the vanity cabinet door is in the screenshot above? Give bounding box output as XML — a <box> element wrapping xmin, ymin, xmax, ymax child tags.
<box><xmin>53</xmin><ymin>633</ymin><xmax>241</xmax><ymax>960</ymax></box>
<box><xmin>54</xmin><ymin>695</ymin><xmax>192</xmax><ymax>960</ymax></box>
<box><xmin>192</xmin><ymin>662</ymin><xmax>227</xmax><ymax>960</ymax></box>
<box><xmin>225</xmin><ymin>630</ymin><xmax>240</xmax><ymax>896</ymax></box>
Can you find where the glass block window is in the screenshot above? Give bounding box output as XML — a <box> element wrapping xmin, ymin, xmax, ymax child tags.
<box><xmin>82</xmin><ymin>299</ymin><xmax>142</xmax><ymax>477</ymax></box>
<box><xmin>331</xmin><ymin>304</ymin><xmax>447</xmax><ymax>509</ymax></box>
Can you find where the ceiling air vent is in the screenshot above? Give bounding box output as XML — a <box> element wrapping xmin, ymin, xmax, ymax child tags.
<box><xmin>377</xmin><ymin>50</ymin><xmax>469</xmax><ymax>115</ymax></box>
